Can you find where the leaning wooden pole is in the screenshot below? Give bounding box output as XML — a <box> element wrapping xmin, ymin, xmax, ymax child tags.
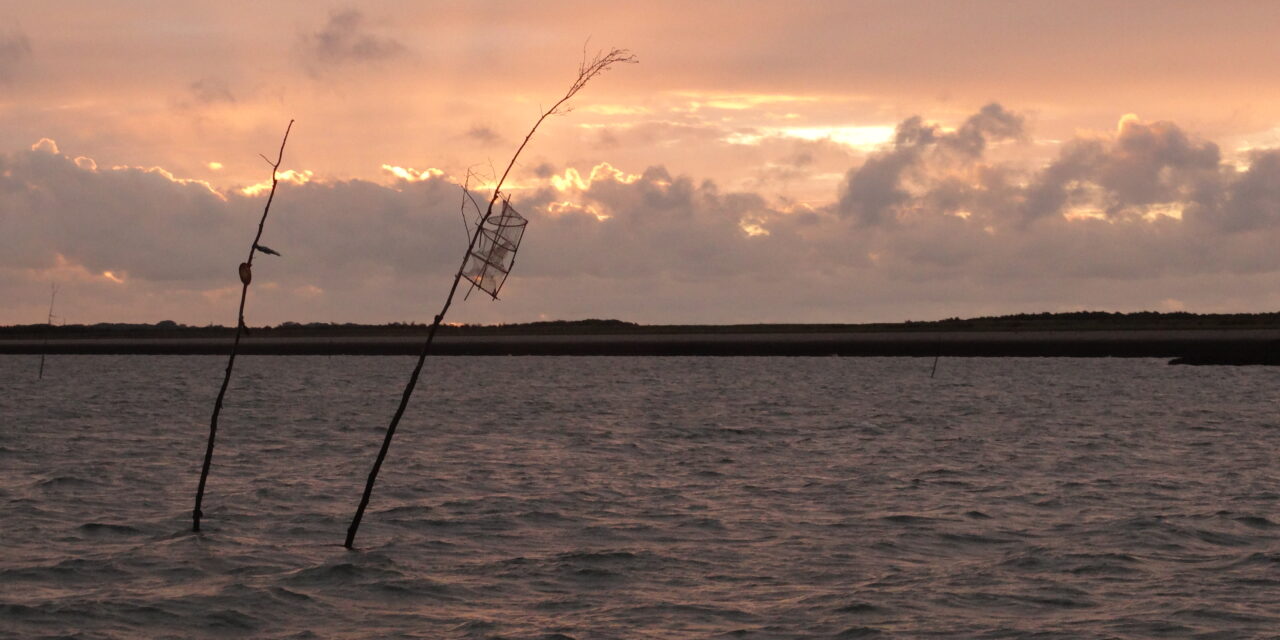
<box><xmin>344</xmin><ymin>48</ymin><xmax>635</xmax><ymax>549</ymax></box>
<box><xmin>192</xmin><ymin>119</ymin><xmax>294</xmax><ymax>532</ymax></box>
<box><xmin>38</xmin><ymin>283</ymin><xmax>57</xmax><ymax>380</ymax></box>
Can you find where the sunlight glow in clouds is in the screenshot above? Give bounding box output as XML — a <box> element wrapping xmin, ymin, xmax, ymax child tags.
<box><xmin>547</xmin><ymin>200</ymin><xmax>610</xmax><ymax>221</ymax></box>
<box><xmin>381</xmin><ymin>164</ymin><xmax>444</xmax><ymax>182</ymax></box>
<box><xmin>672</xmin><ymin>92</ymin><xmax>820</xmax><ymax>111</ymax></box>
<box><xmin>551</xmin><ymin>163</ymin><xmax>640</xmax><ymax>192</ymax></box>
<box><xmin>726</xmin><ymin>125</ymin><xmax>896</xmax><ymax>150</ymax></box>
<box><xmin>9</xmin><ymin>2</ymin><xmax>1280</xmax><ymax>324</ymax></box>
<box><xmin>777</xmin><ymin>126</ymin><xmax>897</xmax><ymax>149</ymax></box>
<box><xmin>240</xmin><ymin>169</ymin><xmax>313</xmax><ymax>196</ymax></box>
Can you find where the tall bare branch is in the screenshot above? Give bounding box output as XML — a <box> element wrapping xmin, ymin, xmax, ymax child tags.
<box><xmin>343</xmin><ymin>48</ymin><xmax>635</xmax><ymax>549</ymax></box>
<box><xmin>192</xmin><ymin>119</ymin><xmax>294</xmax><ymax>533</ymax></box>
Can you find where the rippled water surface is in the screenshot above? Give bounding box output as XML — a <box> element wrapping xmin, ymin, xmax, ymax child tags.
<box><xmin>2</xmin><ymin>355</ymin><xmax>1278</xmax><ymax>638</ymax></box>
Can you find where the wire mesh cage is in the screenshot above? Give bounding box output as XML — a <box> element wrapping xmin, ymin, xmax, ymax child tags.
<box><xmin>462</xmin><ymin>199</ymin><xmax>528</xmax><ymax>299</ymax></box>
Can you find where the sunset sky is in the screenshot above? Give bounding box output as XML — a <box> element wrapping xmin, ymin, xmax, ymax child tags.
<box><xmin>6</xmin><ymin>1</ymin><xmax>1280</xmax><ymax>325</ymax></box>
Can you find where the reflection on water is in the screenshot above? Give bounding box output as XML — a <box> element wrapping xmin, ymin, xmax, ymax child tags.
<box><xmin>1</xmin><ymin>355</ymin><xmax>1277</xmax><ymax>637</ymax></box>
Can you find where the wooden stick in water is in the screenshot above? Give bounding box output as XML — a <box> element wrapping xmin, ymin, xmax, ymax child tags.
<box><xmin>930</xmin><ymin>335</ymin><xmax>942</xmax><ymax>378</ymax></box>
<box><xmin>37</xmin><ymin>284</ymin><xmax>57</xmax><ymax>380</ymax></box>
<box><xmin>192</xmin><ymin>120</ymin><xmax>294</xmax><ymax>532</ymax></box>
<box><xmin>344</xmin><ymin>48</ymin><xmax>635</xmax><ymax>549</ymax></box>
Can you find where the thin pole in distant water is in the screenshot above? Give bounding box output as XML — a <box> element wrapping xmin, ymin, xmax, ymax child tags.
<box><xmin>930</xmin><ymin>335</ymin><xmax>942</xmax><ymax>378</ymax></box>
<box><xmin>192</xmin><ymin>120</ymin><xmax>293</xmax><ymax>533</ymax></box>
<box><xmin>343</xmin><ymin>47</ymin><xmax>636</xmax><ymax>549</ymax></box>
<box><xmin>37</xmin><ymin>283</ymin><xmax>58</xmax><ymax>380</ymax></box>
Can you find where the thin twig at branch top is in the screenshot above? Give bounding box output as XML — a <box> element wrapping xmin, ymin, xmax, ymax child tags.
<box><xmin>344</xmin><ymin>48</ymin><xmax>635</xmax><ymax>549</ymax></box>
<box><xmin>192</xmin><ymin>119</ymin><xmax>294</xmax><ymax>533</ymax></box>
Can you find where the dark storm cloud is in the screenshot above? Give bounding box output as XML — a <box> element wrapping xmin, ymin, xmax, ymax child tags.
<box><xmin>0</xmin><ymin>26</ymin><xmax>31</xmax><ymax>83</ymax></box>
<box><xmin>299</xmin><ymin>9</ymin><xmax>406</xmax><ymax>72</ymax></box>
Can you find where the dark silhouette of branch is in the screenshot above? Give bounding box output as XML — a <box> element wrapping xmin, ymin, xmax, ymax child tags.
<box><xmin>37</xmin><ymin>283</ymin><xmax>57</xmax><ymax>379</ymax></box>
<box><xmin>192</xmin><ymin>119</ymin><xmax>294</xmax><ymax>533</ymax></box>
<box><xmin>344</xmin><ymin>47</ymin><xmax>635</xmax><ymax>549</ymax></box>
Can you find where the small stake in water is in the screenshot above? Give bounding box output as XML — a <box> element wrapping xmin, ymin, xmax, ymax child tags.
<box><xmin>38</xmin><ymin>283</ymin><xmax>58</xmax><ymax>380</ymax></box>
<box><xmin>930</xmin><ymin>335</ymin><xmax>942</xmax><ymax>378</ymax></box>
<box><xmin>344</xmin><ymin>47</ymin><xmax>636</xmax><ymax>549</ymax></box>
<box><xmin>192</xmin><ymin>120</ymin><xmax>293</xmax><ymax>533</ymax></box>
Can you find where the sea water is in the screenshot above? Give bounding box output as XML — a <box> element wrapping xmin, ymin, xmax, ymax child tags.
<box><xmin>1</xmin><ymin>355</ymin><xmax>1277</xmax><ymax>638</ymax></box>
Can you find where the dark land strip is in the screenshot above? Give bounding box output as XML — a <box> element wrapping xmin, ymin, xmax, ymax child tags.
<box><xmin>4</xmin><ymin>330</ymin><xmax>1280</xmax><ymax>363</ymax></box>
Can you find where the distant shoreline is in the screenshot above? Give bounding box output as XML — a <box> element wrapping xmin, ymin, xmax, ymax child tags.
<box><xmin>3</xmin><ymin>329</ymin><xmax>1278</xmax><ymax>362</ymax></box>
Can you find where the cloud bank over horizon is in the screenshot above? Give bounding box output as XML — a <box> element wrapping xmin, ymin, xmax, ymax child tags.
<box><xmin>6</xmin><ymin>103</ymin><xmax>1280</xmax><ymax>326</ymax></box>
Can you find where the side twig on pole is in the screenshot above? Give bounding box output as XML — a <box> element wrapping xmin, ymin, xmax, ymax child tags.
<box><xmin>192</xmin><ymin>119</ymin><xmax>294</xmax><ymax>532</ymax></box>
<box><xmin>344</xmin><ymin>48</ymin><xmax>635</xmax><ymax>549</ymax></box>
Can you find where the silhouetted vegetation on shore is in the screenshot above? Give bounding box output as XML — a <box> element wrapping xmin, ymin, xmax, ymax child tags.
<box><xmin>3</xmin><ymin>311</ymin><xmax>1277</xmax><ymax>341</ymax></box>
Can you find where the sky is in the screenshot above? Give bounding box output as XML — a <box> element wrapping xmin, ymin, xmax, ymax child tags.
<box><xmin>5</xmin><ymin>1</ymin><xmax>1280</xmax><ymax>325</ymax></box>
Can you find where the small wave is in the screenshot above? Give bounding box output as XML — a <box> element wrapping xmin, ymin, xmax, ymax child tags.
<box><xmin>944</xmin><ymin>590</ymin><xmax>1097</xmax><ymax>611</ymax></box>
<box><xmin>1234</xmin><ymin>515</ymin><xmax>1277</xmax><ymax>529</ymax></box>
<box><xmin>556</xmin><ymin>550</ymin><xmax>640</xmax><ymax>562</ymax></box>
<box><xmin>518</xmin><ymin>510</ymin><xmax>573</xmax><ymax>522</ymax></box>
<box><xmin>202</xmin><ymin>607</ymin><xmax>262</xmax><ymax>632</ymax></box>
<box><xmin>878</xmin><ymin>514</ymin><xmax>942</xmax><ymax>525</ymax></box>
<box><xmin>3</xmin><ymin>557</ymin><xmax>131</xmax><ymax>583</ymax></box>
<box><xmin>376</xmin><ymin>504</ymin><xmax>434</xmax><ymax>517</ymax></box>
<box><xmin>77</xmin><ymin>522</ymin><xmax>141</xmax><ymax>536</ymax></box>
<box><xmin>284</xmin><ymin>561</ymin><xmax>404</xmax><ymax>587</ymax></box>
<box><xmin>1225</xmin><ymin>551</ymin><xmax>1280</xmax><ymax>568</ymax></box>
<box><xmin>271</xmin><ymin>587</ymin><xmax>315</xmax><ymax>602</ymax></box>
<box><xmin>1172</xmin><ymin>607</ymin><xmax>1273</xmax><ymax>624</ymax></box>
<box><xmin>1066</xmin><ymin>552</ymin><xmax>1144</xmax><ymax>576</ymax></box>
<box><xmin>835</xmin><ymin>602</ymin><xmax>884</xmax><ymax>614</ymax></box>
<box><xmin>37</xmin><ymin>475</ymin><xmax>99</xmax><ymax>488</ymax></box>
<box><xmin>371</xmin><ymin>577</ymin><xmax>465</xmax><ymax>601</ymax></box>
<box><xmin>679</xmin><ymin>516</ymin><xmax>727</xmax><ymax>530</ymax></box>
<box><xmin>570</xmin><ymin>566</ymin><xmax>621</xmax><ymax>579</ymax></box>
<box><xmin>998</xmin><ymin>552</ymin><xmax>1049</xmax><ymax>571</ymax></box>
<box><xmin>938</xmin><ymin>531</ymin><xmax>1018</xmax><ymax>545</ymax></box>
<box><xmin>0</xmin><ymin>603</ymin><xmax>36</xmax><ymax>618</ymax></box>
<box><xmin>449</xmin><ymin>618</ymin><xmax>498</xmax><ymax>633</ymax></box>
<box><xmin>835</xmin><ymin>626</ymin><xmax>886</xmax><ymax>638</ymax></box>
<box><xmin>617</xmin><ymin>602</ymin><xmax>754</xmax><ymax>623</ymax></box>
<box><xmin>1184</xmin><ymin>526</ymin><xmax>1254</xmax><ymax>547</ymax></box>
<box><xmin>534</xmin><ymin>598</ymin><xmax>591</xmax><ymax>612</ymax></box>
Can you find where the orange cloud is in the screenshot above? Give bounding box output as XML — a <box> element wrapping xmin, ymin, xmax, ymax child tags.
<box><xmin>380</xmin><ymin>164</ymin><xmax>444</xmax><ymax>182</ymax></box>
<box><xmin>240</xmin><ymin>169</ymin><xmax>313</xmax><ymax>196</ymax></box>
<box><xmin>550</xmin><ymin>162</ymin><xmax>640</xmax><ymax>192</ymax></box>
